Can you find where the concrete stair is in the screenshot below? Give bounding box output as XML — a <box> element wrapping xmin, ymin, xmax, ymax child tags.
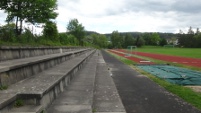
<box><xmin>0</xmin><ymin>47</ymin><xmax>95</xmax><ymax>113</ymax></box>
<box><xmin>8</xmin><ymin>105</ymin><xmax>43</xmax><ymax>113</ymax></box>
<box><xmin>46</xmin><ymin>50</ymin><xmax>126</xmax><ymax>113</ymax></box>
<box><xmin>0</xmin><ymin>48</ymin><xmax>126</xmax><ymax>113</ymax></box>
<box><xmin>46</xmin><ymin>50</ymin><xmax>98</xmax><ymax>113</ymax></box>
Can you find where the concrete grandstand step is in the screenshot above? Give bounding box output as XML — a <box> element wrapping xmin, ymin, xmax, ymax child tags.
<box><xmin>95</xmin><ymin>112</ymin><xmax>126</xmax><ymax>113</ymax></box>
<box><xmin>93</xmin><ymin>54</ymin><xmax>126</xmax><ymax>113</ymax></box>
<box><xmin>8</xmin><ymin>105</ymin><xmax>43</xmax><ymax>113</ymax></box>
<box><xmin>0</xmin><ymin>48</ymin><xmax>90</xmax><ymax>86</ymax></box>
<box><xmin>46</xmin><ymin>50</ymin><xmax>98</xmax><ymax>113</ymax></box>
<box><xmin>0</xmin><ymin>46</ymin><xmax>83</xmax><ymax>62</ymax></box>
<box><xmin>0</xmin><ymin>49</ymin><xmax>95</xmax><ymax>113</ymax></box>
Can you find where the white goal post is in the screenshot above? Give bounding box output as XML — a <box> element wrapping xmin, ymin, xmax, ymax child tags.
<box><xmin>126</xmin><ymin>46</ymin><xmax>137</xmax><ymax>57</ymax></box>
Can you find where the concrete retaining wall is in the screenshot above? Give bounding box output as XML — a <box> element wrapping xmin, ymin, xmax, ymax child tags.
<box><xmin>0</xmin><ymin>46</ymin><xmax>82</xmax><ymax>62</ymax></box>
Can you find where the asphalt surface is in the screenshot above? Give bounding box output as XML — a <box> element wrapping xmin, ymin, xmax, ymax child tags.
<box><xmin>101</xmin><ymin>50</ymin><xmax>201</xmax><ymax>113</ymax></box>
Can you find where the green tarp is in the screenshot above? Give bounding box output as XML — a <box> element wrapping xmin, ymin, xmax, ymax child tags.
<box><xmin>137</xmin><ymin>65</ymin><xmax>201</xmax><ymax>85</ymax></box>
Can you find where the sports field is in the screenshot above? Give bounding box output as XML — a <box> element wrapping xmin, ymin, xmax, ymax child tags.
<box><xmin>136</xmin><ymin>46</ymin><xmax>201</xmax><ymax>59</ymax></box>
<box><xmin>108</xmin><ymin>48</ymin><xmax>201</xmax><ymax>85</ymax></box>
<box><xmin>116</xmin><ymin>48</ymin><xmax>201</xmax><ymax>68</ymax></box>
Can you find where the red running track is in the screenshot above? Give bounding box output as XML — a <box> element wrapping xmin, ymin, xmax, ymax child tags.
<box><xmin>116</xmin><ymin>49</ymin><xmax>201</xmax><ymax>68</ymax></box>
<box><xmin>108</xmin><ymin>50</ymin><xmax>154</xmax><ymax>64</ymax></box>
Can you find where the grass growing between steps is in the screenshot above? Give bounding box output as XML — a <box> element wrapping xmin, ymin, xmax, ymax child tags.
<box><xmin>106</xmin><ymin>50</ymin><xmax>201</xmax><ymax>111</ymax></box>
<box><xmin>14</xmin><ymin>99</ymin><xmax>24</xmax><ymax>107</ymax></box>
<box><xmin>0</xmin><ymin>85</ymin><xmax>8</xmax><ymax>90</ymax></box>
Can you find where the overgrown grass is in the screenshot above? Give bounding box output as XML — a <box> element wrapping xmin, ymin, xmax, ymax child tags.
<box><xmin>106</xmin><ymin>50</ymin><xmax>201</xmax><ymax>110</ymax></box>
<box><xmin>137</xmin><ymin>46</ymin><xmax>201</xmax><ymax>59</ymax></box>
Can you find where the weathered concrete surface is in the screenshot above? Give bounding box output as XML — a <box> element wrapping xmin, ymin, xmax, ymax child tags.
<box><xmin>46</xmin><ymin>50</ymin><xmax>126</xmax><ymax>113</ymax></box>
<box><xmin>93</xmin><ymin>54</ymin><xmax>126</xmax><ymax>113</ymax></box>
<box><xmin>0</xmin><ymin>46</ymin><xmax>84</xmax><ymax>62</ymax></box>
<box><xmin>0</xmin><ymin>49</ymin><xmax>89</xmax><ymax>86</ymax></box>
<box><xmin>46</xmin><ymin>51</ymin><xmax>98</xmax><ymax>113</ymax></box>
<box><xmin>101</xmin><ymin>50</ymin><xmax>201</xmax><ymax>113</ymax></box>
<box><xmin>0</xmin><ymin>50</ymin><xmax>95</xmax><ymax>112</ymax></box>
<box><xmin>47</xmin><ymin>105</ymin><xmax>92</xmax><ymax>113</ymax></box>
<box><xmin>8</xmin><ymin>105</ymin><xmax>43</xmax><ymax>113</ymax></box>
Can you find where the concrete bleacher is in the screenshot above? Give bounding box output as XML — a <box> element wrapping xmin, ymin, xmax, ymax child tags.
<box><xmin>46</xmin><ymin>50</ymin><xmax>98</xmax><ymax>113</ymax></box>
<box><xmin>0</xmin><ymin>47</ymin><xmax>126</xmax><ymax>113</ymax></box>
<box><xmin>0</xmin><ymin>46</ymin><xmax>81</xmax><ymax>62</ymax></box>
<box><xmin>46</xmin><ymin>51</ymin><xmax>126</xmax><ymax>113</ymax></box>
<box><xmin>0</xmin><ymin>47</ymin><xmax>94</xmax><ymax>113</ymax></box>
<box><xmin>0</xmin><ymin>48</ymin><xmax>89</xmax><ymax>86</ymax></box>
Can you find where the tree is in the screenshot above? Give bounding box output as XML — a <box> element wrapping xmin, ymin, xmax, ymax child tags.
<box><xmin>111</xmin><ymin>31</ymin><xmax>122</xmax><ymax>48</ymax></box>
<box><xmin>0</xmin><ymin>0</ymin><xmax>58</xmax><ymax>35</ymax></box>
<box><xmin>43</xmin><ymin>21</ymin><xmax>59</xmax><ymax>42</ymax></box>
<box><xmin>67</xmin><ymin>19</ymin><xmax>85</xmax><ymax>46</ymax></box>
<box><xmin>194</xmin><ymin>33</ymin><xmax>201</xmax><ymax>48</ymax></box>
<box><xmin>0</xmin><ymin>23</ymin><xmax>16</xmax><ymax>42</ymax></box>
<box><xmin>150</xmin><ymin>33</ymin><xmax>160</xmax><ymax>45</ymax></box>
<box><xmin>136</xmin><ymin>36</ymin><xmax>145</xmax><ymax>47</ymax></box>
<box><xmin>142</xmin><ymin>33</ymin><xmax>152</xmax><ymax>45</ymax></box>
<box><xmin>196</xmin><ymin>28</ymin><xmax>200</xmax><ymax>35</ymax></box>
<box><xmin>187</xmin><ymin>26</ymin><xmax>194</xmax><ymax>34</ymax></box>
<box><xmin>124</xmin><ymin>33</ymin><xmax>135</xmax><ymax>48</ymax></box>
<box><xmin>90</xmin><ymin>33</ymin><xmax>108</xmax><ymax>48</ymax></box>
<box><xmin>159</xmin><ymin>38</ymin><xmax>167</xmax><ymax>46</ymax></box>
<box><xmin>97</xmin><ymin>34</ymin><xmax>108</xmax><ymax>48</ymax></box>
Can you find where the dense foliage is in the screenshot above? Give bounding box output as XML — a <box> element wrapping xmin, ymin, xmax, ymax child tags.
<box><xmin>178</xmin><ymin>32</ymin><xmax>201</xmax><ymax>48</ymax></box>
<box><xmin>0</xmin><ymin>0</ymin><xmax>58</xmax><ymax>35</ymax></box>
<box><xmin>107</xmin><ymin>27</ymin><xmax>201</xmax><ymax>48</ymax></box>
<box><xmin>109</xmin><ymin>31</ymin><xmax>163</xmax><ymax>48</ymax></box>
<box><xmin>67</xmin><ymin>19</ymin><xmax>85</xmax><ymax>46</ymax></box>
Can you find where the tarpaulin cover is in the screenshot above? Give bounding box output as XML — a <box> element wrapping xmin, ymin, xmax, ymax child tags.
<box><xmin>137</xmin><ymin>65</ymin><xmax>201</xmax><ymax>85</ymax></box>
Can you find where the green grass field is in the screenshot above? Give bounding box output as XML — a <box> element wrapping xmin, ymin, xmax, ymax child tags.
<box><xmin>136</xmin><ymin>46</ymin><xmax>201</xmax><ymax>59</ymax></box>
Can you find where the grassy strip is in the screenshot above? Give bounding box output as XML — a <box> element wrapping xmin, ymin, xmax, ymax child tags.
<box><xmin>106</xmin><ymin>50</ymin><xmax>201</xmax><ymax>110</ymax></box>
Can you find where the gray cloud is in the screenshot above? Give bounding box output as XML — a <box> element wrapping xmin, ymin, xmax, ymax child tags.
<box><xmin>172</xmin><ymin>0</ymin><xmax>201</xmax><ymax>13</ymax></box>
<box><xmin>1</xmin><ymin>0</ymin><xmax>201</xmax><ymax>33</ymax></box>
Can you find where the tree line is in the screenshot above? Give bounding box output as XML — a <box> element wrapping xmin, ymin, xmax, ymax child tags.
<box><xmin>107</xmin><ymin>27</ymin><xmax>201</xmax><ymax>48</ymax></box>
<box><xmin>0</xmin><ymin>18</ymin><xmax>109</xmax><ymax>48</ymax></box>
<box><xmin>0</xmin><ymin>0</ymin><xmax>108</xmax><ymax>48</ymax></box>
<box><xmin>177</xmin><ymin>27</ymin><xmax>201</xmax><ymax>48</ymax></box>
<box><xmin>108</xmin><ymin>31</ymin><xmax>169</xmax><ymax>48</ymax></box>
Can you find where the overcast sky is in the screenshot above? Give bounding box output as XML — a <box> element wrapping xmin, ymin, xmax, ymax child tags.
<box><xmin>1</xmin><ymin>0</ymin><xmax>201</xmax><ymax>34</ymax></box>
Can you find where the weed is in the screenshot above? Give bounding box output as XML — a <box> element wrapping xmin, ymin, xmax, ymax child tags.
<box><xmin>14</xmin><ymin>99</ymin><xmax>24</xmax><ymax>107</ymax></box>
<box><xmin>41</xmin><ymin>110</ymin><xmax>46</xmax><ymax>113</ymax></box>
<box><xmin>92</xmin><ymin>108</ymin><xmax>97</xmax><ymax>113</ymax></box>
<box><xmin>0</xmin><ymin>85</ymin><xmax>8</xmax><ymax>90</ymax></box>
